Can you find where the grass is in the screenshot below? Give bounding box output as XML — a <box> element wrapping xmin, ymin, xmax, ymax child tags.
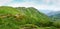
<box><xmin>0</xmin><ymin>6</ymin><xmax>60</xmax><ymax>29</ymax></box>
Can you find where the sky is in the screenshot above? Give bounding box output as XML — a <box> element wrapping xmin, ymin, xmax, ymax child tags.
<box><xmin>0</xmin><ymin>0</ymin><xmax>60</xmax><ymax>11</ymax></box>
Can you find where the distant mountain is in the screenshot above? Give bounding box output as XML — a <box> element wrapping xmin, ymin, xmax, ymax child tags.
<box><xmin>39</xmin><ymin>9</ymin><xmax>60</xmax><ymax>21</ymax></box>
<box><xmin>48</xmin><ymin>11</ymin><xmax>60</xmax><ymax>16</ymax></box>
<box><xmin>49</xmin><ymin>11</ymin><xmax>60</xmax><ymax>21</ymax></box>
<box><xmin>39</xmin><ymin>9</ymin><xmax>54</xmax><ymax>16</ymax></box>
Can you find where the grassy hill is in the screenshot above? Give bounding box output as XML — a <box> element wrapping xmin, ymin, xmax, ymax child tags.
<box><xmin>16</xmin><ymin>7</ymin><xmax>51</xmax><ymax>26</ymax></box>
<box><xmin>0</xmin><ymin>6</ymin><xmax>58</xmax><ymax>29</ymax></box>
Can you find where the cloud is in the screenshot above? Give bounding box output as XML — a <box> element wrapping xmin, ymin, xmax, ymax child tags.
<box><xmin>0</xmin><ymin>0</ymin><xmax>13</xmax><ymax>6</ymax></box>
<box><xmin>6</xmin><ymin>1</ymin><xmax>60</xmax><ymax>11</ymax></box>
<box><xmin>0</xmin><ymin>0</ymin><xmax>60</xmax><ymax>11</ymax></box>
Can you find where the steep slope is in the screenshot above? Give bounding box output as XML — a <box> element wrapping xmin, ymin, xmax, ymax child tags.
<box><xmin>16</xmin><ymin>7</ymin><xmax>51</xmax><ymax>26</ymax></box>
<box><xmin>0</xmin><ymin>6</ymin><xmax>51</xmax><ymax>29</ymax></box>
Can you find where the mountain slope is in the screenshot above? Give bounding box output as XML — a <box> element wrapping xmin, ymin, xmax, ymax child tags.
<box><xmin>16</xmin><ymin>7</ymin><xmax>51</xmax><ymax>26</ymax></box>
<box><xmin>0</xmin><ymin>6</ymin><xmax>51</xmax><ymax>29</ymax></box>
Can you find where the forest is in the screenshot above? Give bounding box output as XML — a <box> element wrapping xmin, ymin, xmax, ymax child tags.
<box><xmin>0</xmin><ymin>6</ymin><xmax>60</xmax><ymax>29</ymax></box>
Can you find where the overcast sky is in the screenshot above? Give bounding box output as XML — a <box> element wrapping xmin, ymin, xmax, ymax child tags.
<box><xmin>0</xmin><ymin>0</ymin><xmax>60</xmax><ymax>11</ymax></box>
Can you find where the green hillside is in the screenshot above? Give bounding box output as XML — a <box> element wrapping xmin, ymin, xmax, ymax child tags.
<box><xmin>16</xmin><ymin>7</ymin><xmax>51</xmax><ymax>26</ymax></box>
<box><xmin>0</xmin><ymin>6</ymin><xmax>20</xmax><ymax>15</ymax></box>
<box><xmin>0</xmin><ymin>6</ymin><xmax>58</xmax><ymax>29</ymax></box>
